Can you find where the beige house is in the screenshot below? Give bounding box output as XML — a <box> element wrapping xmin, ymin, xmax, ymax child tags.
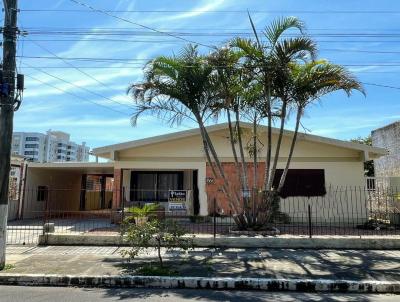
<box><xmin>21</xmin><ymin>123</ymin><xmax>387</xmax><ymax>222</ymax></box>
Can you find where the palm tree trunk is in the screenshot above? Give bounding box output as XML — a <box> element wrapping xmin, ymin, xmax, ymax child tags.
<box><xmin>227</xmin><ymin>109</ymin><xmax>243</xmax><ymax>188</ymax></box>
<box><xmin>197</xmin><ymin>117</ymin><xmax>242</xmax><ymax>216</ymax></box>
<box><xmin>203</xmin><ymin>124</ymin><xmax>242</xmax><ymax>207</ymax></box>
<box><xmin>235</xmin><ymin>109</ymin><xmax>249</xmax><ymax>191</ymax></box>
<box><xmin>252</xmin><ymin>114</ymin><xmax>258</xmax><ymax>224</ymax></box>
<box><xmin>263</xmin><ymin>85</ymin><xmax>272</xmax><ymax>191</ymax></box>
<box><xmin>228</xmin><ymin>109</ymin><xmax>251</xmax><ymax>223</ymax></box>
<box><xmin>266</xmin><ymin>99</ymin><xmax>288</xmax><ymax>191</ymax></box>
<box><xmin>277</xmin><ymin>107</ymin><xmax>302</xmax><ymax>191</ymax></box>
<box><xmin>234</xmin><ymin>109</ymin><xmax>252</xmax><ymax>225</ymax></box>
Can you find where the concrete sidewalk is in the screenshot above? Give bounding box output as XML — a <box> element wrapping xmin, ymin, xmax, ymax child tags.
<box><xmin>3</xmin><ymin>245</ymin><xmax>400</xmax><ymax>280</ymax></box>
<box><xmin>1</xmin><ymin>246</ymin><xmax>400</xmax><ymax>292</ymax></box>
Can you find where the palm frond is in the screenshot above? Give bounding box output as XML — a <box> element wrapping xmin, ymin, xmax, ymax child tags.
<box><xmin>264</xmin><ymin>16</ymin><xmax>305</xmax><ymax>45</ymax></box>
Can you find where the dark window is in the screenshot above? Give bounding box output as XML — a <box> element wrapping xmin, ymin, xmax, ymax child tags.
<box><xmin>57</xmin><ymin>155</ymin><xmax>61</xmax><ymax>159</ymax></box>
<box><xmin>37</xmin><ymin>186</ymin><xmax>48</xmax><ymax>202</ymax></box>
<box><xmin>130</xmin><ymin>171</ymin><xmax>183</xmax><ymax>202</ymax></box>
<box><xmin>273</xmin><ymin>169</ymin><xmax>326</xmax><ymax>198</ymax></box>
<box><xmin>26</xmin><ymin>137</ymin><xmax>39</xmax><ymax>141</ymax></box>
<box><xmin>25</xmin><ymin>144</ymin><xmax>38</xmax><ymax>148</ymax></box>
<box><xmin>24</xmin><ymin>151</ymin><xmax>38</xmax><ymax>155</ymax></box>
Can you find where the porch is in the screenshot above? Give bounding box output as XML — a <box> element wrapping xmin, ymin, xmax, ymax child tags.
<box><xmin>121</xmin><ymin>169</ymin><xmax>200</xmax><ymax>215</ymax></box>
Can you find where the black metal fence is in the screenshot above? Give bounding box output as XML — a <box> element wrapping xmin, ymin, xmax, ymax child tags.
<box><xmin>6</xmin><ymin>185</ymin><xmax>400</xmax><ymax>245</ymax></box>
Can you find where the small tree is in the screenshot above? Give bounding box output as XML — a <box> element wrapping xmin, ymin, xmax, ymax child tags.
<box><xmin>121</xmin><ymin>219</ymin><xmax>193</xmax><ymax>268</ymax></box>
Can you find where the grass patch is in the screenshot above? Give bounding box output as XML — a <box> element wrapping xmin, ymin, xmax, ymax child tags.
<box><xmin>0</xmin><ymin>264</ymin><xmax>15</xmax><ymax>271</ymax></box>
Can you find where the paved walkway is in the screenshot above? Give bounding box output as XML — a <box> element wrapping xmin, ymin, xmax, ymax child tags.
<box><xmin>3</xmin><ymin>246</ymin><xmax>400</xmax><ymax>281</ymax></box>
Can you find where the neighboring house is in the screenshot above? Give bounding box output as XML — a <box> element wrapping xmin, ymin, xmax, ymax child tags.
<box><xmin>8</xmin><ymin>155</ymin><xmax>27</xmax><ymax>221</ymax></box>
<box><xmin>12</xmin><ymin>130</ymin><xmax>90</xmax><ymax>163</ymax></box>
<box><xmin>21</xmin><ymin>123</ymin><xmax>387</xmax><ymax>222</ymax></box>
<box><xmin>372</xmin><ymin>121</ymin><xmax>400</xmax><ymax>178</ymax></box>
<box><xmin>371</xmin><ymin>121</ymin><xmax>400</xmax><ymax>190</ymax></box>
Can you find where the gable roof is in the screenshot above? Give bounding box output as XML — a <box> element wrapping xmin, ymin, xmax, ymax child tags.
<box><xmin>92</xmin><ymin>122</ymin><xmax>388</xmax><ymax>159</ymax></box>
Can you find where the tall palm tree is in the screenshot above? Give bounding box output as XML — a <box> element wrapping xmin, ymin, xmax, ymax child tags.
<box><xmin>128</xmin><ymin>18</ymin><xmax>364</xmax><ymax>230</ymax></box>
<box><xmin>207</xmin><ymin>46</ymin><xmax>267</xmax><ymax>224</ymax></box>
<box><xmin>277</xmin><ymin>60</ymin><xmax>365</xmax><ymax>191</ymax></box>
<box><xmin>128</xmin><ymin>45</ymin><xmax>244</xmax><ymax>222</ymax></box>
<box><xmin>232</xmin><ymin>16</ymin><xmax>318</xmax><ymax>225</ymax></box>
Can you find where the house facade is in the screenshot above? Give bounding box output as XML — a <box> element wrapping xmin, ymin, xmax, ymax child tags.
<box><xmin>20</xmin><ymin>123</ymin><xmax>387</xmax><ymax>222</ymax></box>
<box><xmin>92</xmin><ymin>123</ymin><xmax>386</xmax><ymax>221</ymax></box>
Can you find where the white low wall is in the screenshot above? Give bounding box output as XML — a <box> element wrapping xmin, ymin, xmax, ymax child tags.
<box><xmin>39</xmin><ymin>233</ymin><xmax>400</xmax><ymax>250</ymax></box>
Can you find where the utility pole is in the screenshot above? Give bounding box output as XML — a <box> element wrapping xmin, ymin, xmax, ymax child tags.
<box><xmin>0</xmin><ymin>0</ymin><xmax>18</xmax><ymax>270</ymax></box>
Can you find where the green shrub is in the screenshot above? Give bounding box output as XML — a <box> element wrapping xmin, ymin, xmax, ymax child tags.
<box><xmin>120</xmin><ymin>218</ymin><xmax>194</xmax><ymax>267</ymax></box>
<box><xmin>128</xmin><ymin>203</ymin><xmax>160</xmax><ymax>217</ymax></box>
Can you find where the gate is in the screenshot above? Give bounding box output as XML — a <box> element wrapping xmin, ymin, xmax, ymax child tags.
<box><xmin>6</xmin><ymin>223</ymin><xmax>43</xmax><ymax>245</ymax></box>
<box><xmin>6</xmin><ymin>188</ymin><xmax>45</xmax><ymax>245</ymax></box>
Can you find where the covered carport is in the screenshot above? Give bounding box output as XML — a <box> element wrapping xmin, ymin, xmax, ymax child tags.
<box><xmin>22</xmin><ymin>162</ymin><xmax>115</xmax><ymax>219</ymax></box>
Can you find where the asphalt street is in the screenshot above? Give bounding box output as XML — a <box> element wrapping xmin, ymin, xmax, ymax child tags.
<box><xmin>0</xmin><ymin>286</ymin><xmax>399</xmax><ymax>302</ymax></box>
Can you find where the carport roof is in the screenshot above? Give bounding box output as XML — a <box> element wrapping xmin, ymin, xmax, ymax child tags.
<box><xmin>27</xmin><ymin>162</ymin><xmax>114</xmax><ymax>174</ymax></box>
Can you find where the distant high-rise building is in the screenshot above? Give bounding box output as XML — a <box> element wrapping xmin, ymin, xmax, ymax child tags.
<box><xmin>12</xmin><ymin>130</ymin><xmax>90</xmax><ymax>162</ymax></box>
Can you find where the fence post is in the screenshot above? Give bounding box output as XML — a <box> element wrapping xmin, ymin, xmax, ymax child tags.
<box><xmin>308</xmin><ymin>204</ymin><xmax>312</xmax><ymax>238</ymax></box>
<box><xmin>213</xmin><ymin>198</ymin><xmax>216</xmax><ymax>244</ymax></box>
<box><xmin>121</xmin><ymin>189</ymin><xmax>125</xmax><ymax>222</ymax></box>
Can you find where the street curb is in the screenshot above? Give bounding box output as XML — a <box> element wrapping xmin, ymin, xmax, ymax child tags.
<box><xmin>1</xmin><ymin>274</ymin><xmax>400</xmax><ymax>293</ymax></box>
<box><xmin>39</xmin><ymin>234</ymin><xmax>400</xmax><ymax>250</ymax></box>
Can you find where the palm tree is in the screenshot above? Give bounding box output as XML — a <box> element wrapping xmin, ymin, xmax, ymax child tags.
<box><xmin>128</xmin><ymin>45</ymin><xmax>244</xmax><ymax>223</ymax></box>
<box><xmin>207</xmin><ymin>46</ymin><xmax>265</xmax><ymax>222</ymax></box>
<box><xmin>128</xmin><ymin>18</ymin><xmax>364</xmax><ymax>231</ymax></box>
<box><xmin>232</xmin><ymin>16</ymin><xmax>318</xmax><ymax>225</ymax></box>
<box><xmin>276</xmin><ymin>60</ymin><xmax>365</xmax><ymax>191</ymax></box>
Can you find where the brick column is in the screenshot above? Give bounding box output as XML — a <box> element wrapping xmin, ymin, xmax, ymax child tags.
<box><xmin>112</xmin><ymin>168</ymin><xmax>122</xmax><ymax>209</ymax></box>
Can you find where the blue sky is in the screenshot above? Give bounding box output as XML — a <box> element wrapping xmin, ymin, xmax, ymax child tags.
<box><xmin>12</xmin><ymin>0</ymin><xmax>400</xmax><ymax>152</ymax></box>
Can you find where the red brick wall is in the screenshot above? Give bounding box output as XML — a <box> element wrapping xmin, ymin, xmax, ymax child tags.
<box><xmin>112</xmin><ymin>168</ymin><xmax>122</xmax><ymax>209</ymax></box>
<box><xmin>206</xmin><ymin>162</ymin><xmax>266</xmax><ymax>215</ymax></box>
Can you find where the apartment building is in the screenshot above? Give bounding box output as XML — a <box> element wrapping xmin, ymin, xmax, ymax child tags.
<box><xmin>12</xmin><ymin>130</ymin><xmax>90</xmax><ymax>163</ymax></box>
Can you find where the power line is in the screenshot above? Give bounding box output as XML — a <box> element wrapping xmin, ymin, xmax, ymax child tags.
<box><xmin>19</xmin><ymin>67</ymin><xmax>400</xmax><ymax>74</ymax></box>
<box><xmin>24</xmin><ymin>73</ymin><xmax>130</xmax><ymax>116</ymax></box>
<box><xmin>24</xmin><ymin>74</ymin><xmax>196</xmax><ymax>131</ymax></box>
<box><xmin>22</xmin><ymin>62</ymin><xmax>137</xmax><ymax>111</ymax></box>
<box><xmin>362</xmin><ymin>82</ymin><xmax>400</xmax><ymax>91</ymax></box>
<box><xmin>17</xmin><ymin>55</ymin><xmax>400</xmax><ymax>67</ymax></box>
<box><xmin>68</xmin><ymin>0</ymin><xmax>214</xmax><ymax>49</ymax></box>
<box><xmin>17</xmin><ymin>26</ymin><xmax>400</xmax><ymax>32</ymax></box>
<box><xmin>19</xmin><ymin>9</ymin><xmax>400</xmax><ymax>14</ymax></box>
<box><xmin>27</xmin><ymin>37</ymin><xmax>131</xmax><ymax>98</ymax></box>
<box><xmin>21</xmin><ymin>29</ymin><xmax>400</xmax><ymax>38</ymax></box>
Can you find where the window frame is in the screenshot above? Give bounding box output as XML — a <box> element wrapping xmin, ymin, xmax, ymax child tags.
<box><xmin>130</xmin><ymin>171</ymin><xmax>184</xmax><ymax>202</ymax></box>
<box><xmin>273</xmin><ymin>169</ymin><xmax>326</xmax><ymax>198</ymax></box>
<box><xmin>37</xmin><ymin>186</ymin><xmax>49</xmax><ymax>202</ymax></box>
